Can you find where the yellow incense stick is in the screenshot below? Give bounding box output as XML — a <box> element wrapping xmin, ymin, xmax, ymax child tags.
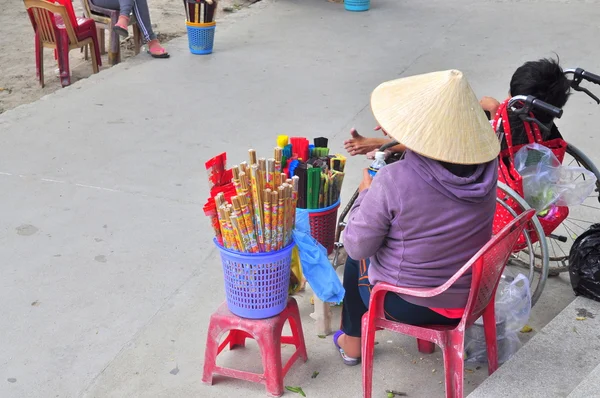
<box><xmin>233</xmin><ymin>196</ymin><xmax>258</xmax><ymax>253</ymax></box>
<box><xmin>229</xmin><ymin>214</ymin><xmax>248</xmax><ymax>253</ymax></box>
<box><xmin>240</xmin><ymin>161</ymin><xmax>248</xmax><ymax>175</ymax></box>
<box><xmin>263</xmin><ymin>189</ymin><xmax>272</xmax><ymax>252</ymax></box>
<box><xmin>277</xmin><ymin>186</ymin><xmax>285</xmax><ymax>250</ymax></box>
<box><xmin>271</xmin><ymin>190</ymin><xmax>279</xmax><ymax>251</ymax></box>
<box><xmin>274</xmin><ymin>147</ymin><xmax>282</xmax><ymax>173</ymax></box>
<box><xmin>248</xmin><ymin>149</ymin><xmax>258</xmax><ymax>166</ymax></box>
<box><xmin>223</xmin><ymin>207</ymin><xmax>243</xmax><ymax>251</ymax></box>
<box><xmin>250</xmin><ymin>165</ymin><xmax>265</xmax><ymax>250</ymax></box>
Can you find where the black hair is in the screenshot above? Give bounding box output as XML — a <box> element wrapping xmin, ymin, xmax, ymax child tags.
<box><xmin>439</xmin><ymin>161</ymin><xmax>477</xmax><ymax>177</ymax></box>
<box><xmin>509</xmin><ymin>57</ymin><xmax>571</xmax><ymax>122</ymax></box>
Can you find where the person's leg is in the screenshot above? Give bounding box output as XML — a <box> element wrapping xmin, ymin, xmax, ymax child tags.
<box><xmin>90</xmin><ymin>0</ymin><xmax>133</xmax><ymax>17</ymax></box>
<box><xmin>130</xmin><ymin>0</ymin><xmax>155</xmax><ymax>42</ymax></box>
<box><xmin>335</xmin><ymin>256</ymin><xmax>368</xmax><ymax>363</ymax></box>
<box><xmin>356</xmin><ymin>264</ymin><xmax>460</xmax><ymax>326</ymax></box>
<box><xmin>130</xmin><ymin>0</ymin><xmax>170</xmax><ymax>57</ymax></box>
<box><xmin>378</xmin><ymin>293</ymin><xmax>460</xmax><ymax>326</ymax></box>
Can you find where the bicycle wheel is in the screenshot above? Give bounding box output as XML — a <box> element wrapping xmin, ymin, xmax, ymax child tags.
<box><xmin>538</xmin><ymin>143</ymin><xmax>600</xmax><ymax>274</ymax></box>
<box><xmin>496</xmin><ymin>182</ymin><xmax>549</xmax><ymax>307</ymax></box>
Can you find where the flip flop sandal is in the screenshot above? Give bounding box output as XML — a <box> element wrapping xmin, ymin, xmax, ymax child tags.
<box><xmin>113</xmin><ymin>24</ymin><xmax>129</xmax><ymax>38</ymax></box>
<box><xmin>147</xmin><ymin>47</ymin><xmax>170</xmax><ymax>59</ymax></box>
<box><xmin>333</xmin><ymin>330</ymin><xmax>360</xmax><ymax>366</ymax></box>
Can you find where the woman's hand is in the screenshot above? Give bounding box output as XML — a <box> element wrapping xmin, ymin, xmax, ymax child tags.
<box><xmin>344</xmin><ymin>128</ymin><xmax>388</xmax><ymax>156</ymax></box>
<box><xmin>359</xmin><ymin>169</ymin><xmax>373</xmax><ymax>192</ymax></box>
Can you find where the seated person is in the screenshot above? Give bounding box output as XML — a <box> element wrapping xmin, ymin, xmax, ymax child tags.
<box><xmin>91</xmin><ymin>0</ymin><xmax>170</xmax><ymax>58</ymax></box>
<box><xmin>334</xmin><ymin>70</ymin><xmax>500</xmax><ymax>365</ymax></box>
<box><xmin>480</xmin><ymin>57</ymin><xmax>571</xmax><ymax>150</ymax></box>
<box><xmin>345</xmin><ymin>57</ymin><xmax>571</xmax><ymax>158</ymax></box>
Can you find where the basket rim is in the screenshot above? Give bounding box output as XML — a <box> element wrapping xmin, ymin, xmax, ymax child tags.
<box><xmin>214</xmin><ymin>238</ymin><xmax>295</xmax><ymax>258</ymax></box>
<box><xmin>306</xmin><ymin>199</ymin><xmax>341</xmax><ymax>215</ymax></box>
<box><xmin>186</xmin><ymin>21</ymin><xmax>216</xmax><ymax>27</ymax></box>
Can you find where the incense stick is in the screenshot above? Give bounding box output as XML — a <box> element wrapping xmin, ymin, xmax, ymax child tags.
<box><xmin>277</xmin><ymin>186</ymin><xmax>285</xmax><ymax>250</ymax></box>
<box><xmin>271</xmin><ymin>190</ymin><xmax>279</xmax><ymax>251</ymax></box>
<box><xmin>248</xmin><ymin>149</ymin><xmax>258</xmax><ymax>166</ymax></box>
<box><xmin>274</xmin><ymin>147</ymin><xmax>282</xmax><ymax>174</ymax></box>
<box><xmin>250</xmin><ymin>165</ymin><xmax>264</xmax><ymax>251</ymax></box>
<box><xmin>263</xmin><ymin>189</ymin><xmax>272</xmax><ymax>252</ymax></box>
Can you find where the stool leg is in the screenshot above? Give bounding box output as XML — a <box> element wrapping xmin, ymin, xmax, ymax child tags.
<box><xmin>98</xmin><ymin>28</ymin><xmax>106</xmax><ymax>54</ymax></box>
<box><xmin>228</xmin><ymin>330</ymin><xmax>251</xmax><ymax>350</ymax></box>
<box><xmin>109</xmin><ymin>26</ymin><xmax>120</xmax><ymax>66</ymax></box>
<box><xmin>258</xmin><ymin>329</ymin><xmax>284</xmax><ymax>397</ymax></box>
<box><xmin>288</xmin><ymin>301</ymin><xmax>308</xmax><ymax>361</ymax></box>
<box><xmin>202</xmin><ymin>319</ymin><xmax>223</xmax><ymax>385</ymax></box>
<box><xmin>133</xmin><ymin>24</ymin><xmax>141</xmax><ymax>55</ymax></box>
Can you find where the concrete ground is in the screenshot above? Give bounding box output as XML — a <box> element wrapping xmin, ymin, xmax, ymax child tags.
<box><xmin>1</xmin><ymin>0</ymin><xmax>600</xmax><ymax>397</ymax></box>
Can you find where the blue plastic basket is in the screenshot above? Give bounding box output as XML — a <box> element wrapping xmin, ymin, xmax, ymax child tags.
<box><xmin>215</xmin><ymin>239</ymin><xmax>294</xmax><ymax>319</ymax></box>
<box><xmin>344</xmin><ymin>0</ymin><xmax>370</xmax><ymax>11</ymax></box>
<box><xmin>186</xmin><ymin>22</ymin><xmax>216</xmax><ymax>55</ymax></box>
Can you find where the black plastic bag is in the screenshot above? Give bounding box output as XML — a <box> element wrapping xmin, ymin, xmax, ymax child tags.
<box><xmin>569</xmin><ymin>224</ymin><xmax>600</xmax><ymax>301</ymax></box>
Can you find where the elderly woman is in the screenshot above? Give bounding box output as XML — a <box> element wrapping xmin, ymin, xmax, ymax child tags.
<box><xmin>334</xmin><ymin>70</ymin><xmax>500</xmax><ymax>365</ymax></box>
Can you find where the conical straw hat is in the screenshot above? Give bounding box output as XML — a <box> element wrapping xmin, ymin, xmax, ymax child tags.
<box><xmin>370</xmin><ymin>70</ymin><xmax>500</xmax><ymax>165</ymax></box>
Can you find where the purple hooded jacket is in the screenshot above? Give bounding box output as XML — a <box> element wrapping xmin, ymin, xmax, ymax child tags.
<box><xmin>343</xmin><ymin>150</ymin><xmax>498</xmax><ymax>308</ymax></box>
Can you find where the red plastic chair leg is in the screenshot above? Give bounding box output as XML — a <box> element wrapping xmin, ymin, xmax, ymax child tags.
<box><xmin>417</xmin><ymin>339</ymin><xmax>436</xmax><ymax>354</ymax></box>
<box><xmin>361</xmin><ymin>312</ymin><xmax>377</xmax><ymax>398</ymax></box>
<box><xmin>55</xmin><ymin>32</ymin><xmax>71</xmax><ymax>87</ymax></box>
<box><xmin>482</xmin><ymin>305</ymin><xmax>499</xmax><ymax>374</ymax></box>
<box><xmin>441</xmin><ymin>330</ymin><xmax>465</xmax><ymax>398</ymax></box>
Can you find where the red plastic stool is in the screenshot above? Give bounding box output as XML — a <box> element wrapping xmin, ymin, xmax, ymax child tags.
<box><xmin>202</xmin><ymin>297</ymin><xmax>308</xmax><ymax>397</ymax></box>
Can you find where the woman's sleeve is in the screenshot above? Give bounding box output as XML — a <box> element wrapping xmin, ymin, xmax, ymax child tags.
<box><xmin>343</xmin><ymin>169</ymin><xmax>396</xmax><ymax>260</ymax></box>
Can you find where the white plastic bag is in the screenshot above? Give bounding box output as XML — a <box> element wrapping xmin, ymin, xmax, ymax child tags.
<box><xmin>465</xmin><ymin>274</ymin><xmax>531</xmax><ymax>364</ymax></box>
<box><xmin>495</xmin><ymin>273</ymin><xmax>531</xmax><ymax>332</ymax></box>
<box><xmin>514</xmin><ymin>143</ymin><xmax>597</xmax><ymax>212</ymax></box>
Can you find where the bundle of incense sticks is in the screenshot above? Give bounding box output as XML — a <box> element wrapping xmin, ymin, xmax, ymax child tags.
<box><xmin>184</xmin><ymin>0</ymin><xmax>217</xmax><ymax>24</ymax></box>
<box><xmin>209</xmin><ymin>149</ymin><xmax>298</xmax><ymax>253</ymax></box>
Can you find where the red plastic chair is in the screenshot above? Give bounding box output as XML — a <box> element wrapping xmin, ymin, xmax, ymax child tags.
<box><xmin>361</xmin><ymin>209</ymin><xmax>535</xmax><ymax>398</ymax></box>
<box><xmin>24</xmin><ymin>0</ymin><xmax>102</xmax><ymax>88</ymax></box>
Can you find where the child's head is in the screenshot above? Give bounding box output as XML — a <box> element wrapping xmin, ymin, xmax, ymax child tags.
<box><xmin>509</xmin><ymin>57</ymin><xmax>571</xmax><ymax>120</ymax></box>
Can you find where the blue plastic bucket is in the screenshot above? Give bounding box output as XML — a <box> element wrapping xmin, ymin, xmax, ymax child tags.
<box><xmin>344</xmin><ymin>0</ymin><xmax>370</xmax><ymax>11</ymax></box>
<box><xmin>186</xmin><ymin>22</ymin><xmax>216</xmax><ymax>55</ymax></box>
<box><xmin>215</xmin><ymin>239</ymin><xmax>294</xmax><ymax>319</ymax></box>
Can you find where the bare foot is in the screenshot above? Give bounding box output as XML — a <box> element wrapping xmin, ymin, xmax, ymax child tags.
<box><xmin>343</xmin><ymin>128</ymin><xmax>388</xmax><ymax>156</ymax></box>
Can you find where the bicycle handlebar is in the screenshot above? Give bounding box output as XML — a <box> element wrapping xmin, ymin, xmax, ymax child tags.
<box><xmin>508</xmin><ymin>95</ymin><xmax>563</xmax><ymax>119</ymax></box>
<box><xmin>564</xmin><ymin>68</ymin><xmax>600</xmax><ymax>104</ymax></box>
<box><xmin>564</xmin><ymin>68</ymin><xmax>600</xmax><ymax>85</ymax></box>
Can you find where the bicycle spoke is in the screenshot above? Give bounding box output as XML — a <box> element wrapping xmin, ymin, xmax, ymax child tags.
<box><xmin>566</xmin><ymin>217</ymin><xmax>595</xmax><ymax>225</ymax></box>
<box><xmin>563</xmin><ymin>218</ymin><xmax>592</xmax><ymax>231</ymax></box>
<box><xmin>580</xmin><ymin>203</ymin><xmax>600</xmax><ymax>210</ymax></box>
<box><xmin>562</xmin><ymin>221</ymin><xmax>581</xmax><ymax>237</ymax></box>
<box><xmin>549</xmin><ymin>238</ymin><xmax>560</xmax><ymax>259</ymax></box>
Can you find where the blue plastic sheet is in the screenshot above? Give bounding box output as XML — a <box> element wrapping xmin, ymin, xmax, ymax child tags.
<box><xmin>292</xmin><ymin>208</ymin><xmax>345</xmax><ymax>304</ymax></box>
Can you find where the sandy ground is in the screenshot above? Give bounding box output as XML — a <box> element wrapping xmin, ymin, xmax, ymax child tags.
<box><xmin>0</xmin><ymin>0</ymin><xmax>257</xmax><ymax>115</ymax></box>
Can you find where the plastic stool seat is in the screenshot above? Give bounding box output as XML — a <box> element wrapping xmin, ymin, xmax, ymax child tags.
<box><xmin>202</xmin><ymin>298</ymin><xmax>308</xmax><ymax>397</ymax></box>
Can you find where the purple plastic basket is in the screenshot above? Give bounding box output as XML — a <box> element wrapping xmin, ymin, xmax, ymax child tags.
<box><xmin>215</xmin><ymin>239</ymin><xmax>294</xmax><ymax>319</ymax></box>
